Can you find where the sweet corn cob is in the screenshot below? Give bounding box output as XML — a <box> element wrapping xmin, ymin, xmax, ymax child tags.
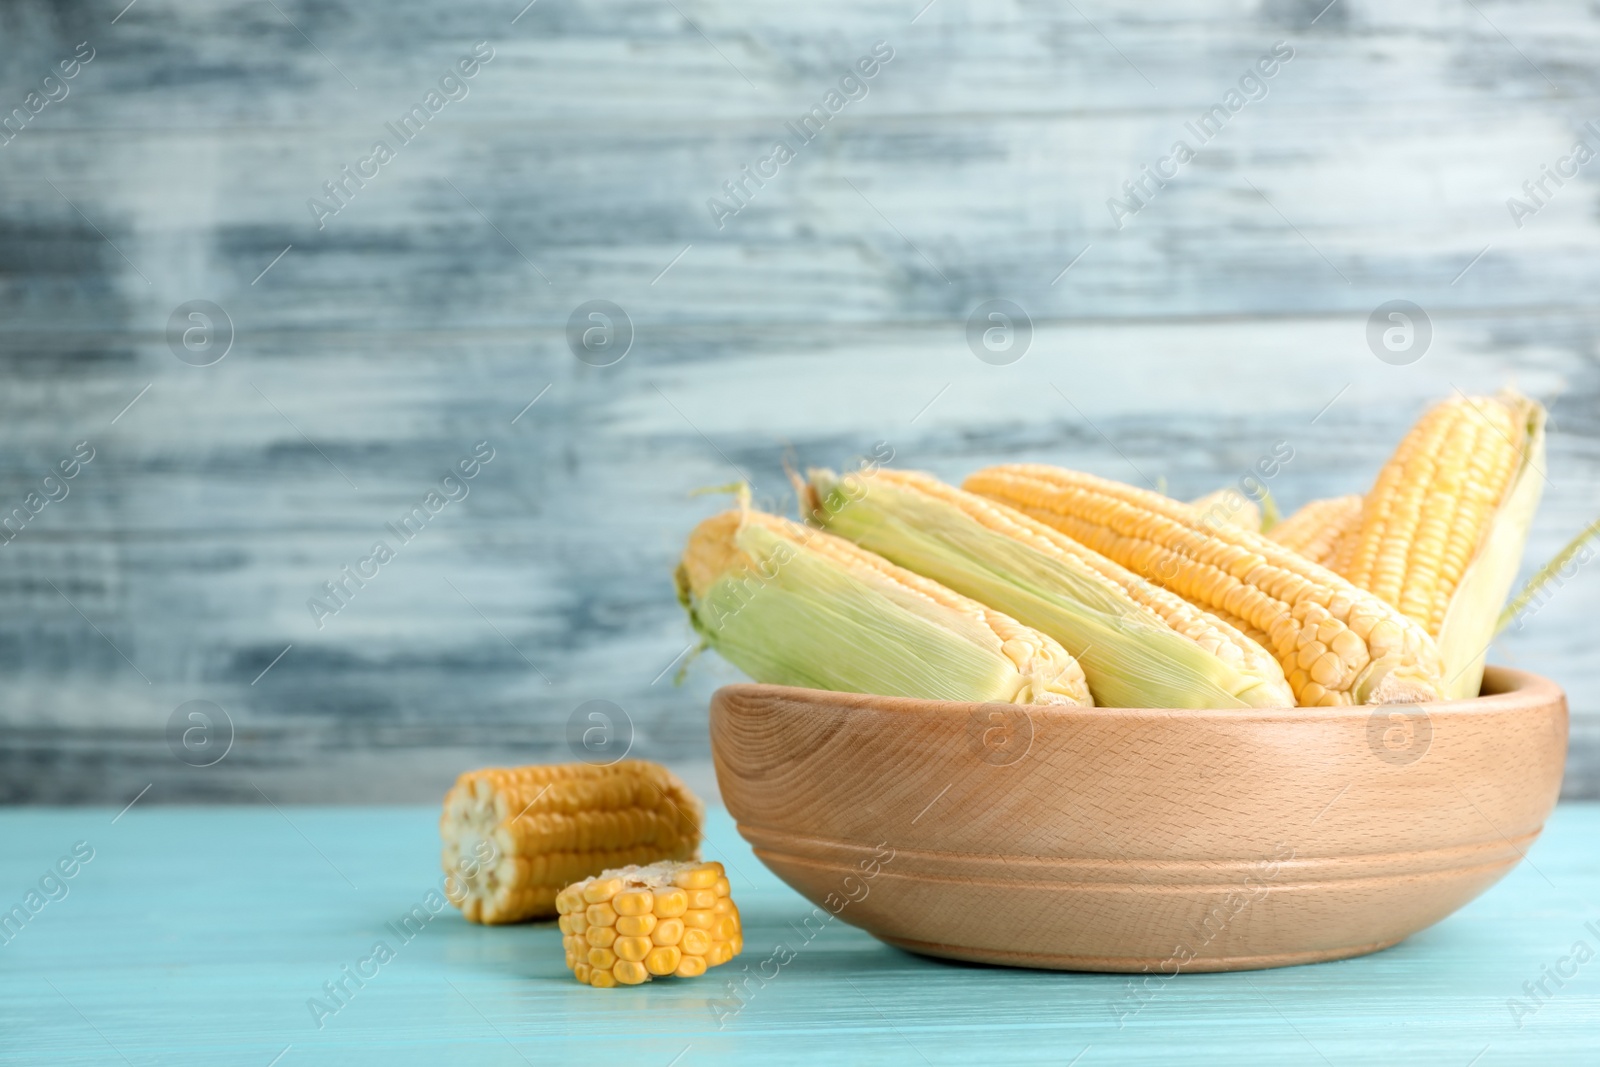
<box><xmin>1189</xmin><ymin>488</ymin><xmax>1264</xmax><ymax>534</ymax></box>
<box><xmin>676</xmin><ymin>505</ymin><xmax>1092</xmax><ymax>706</ymax></box>
<box><xmin>441</xmin><ymin>762</ymin><xmax>701</xmax><ymax>924</ymax></box>
<box><xmin>1333</xmin><ymin>391</ymin><xmax>1546</xmax><ymax>698</ymax></box>
<box><xmin>557</xmin><ymin>860</ymin><xmax>741</xmax><ymax>987</ymax></box>
<box><xmin>964</xmin><ymin>465</ymin><xmax>1446</xmax><ymax>707</ymax></box>
<box><xmin>1271</xmin><ymin>495</ymin><xmax>1363</xmax><ymax>568</ymax></box>
<box><xmin>805</xmin><ymin>468</ymin><xmax>1292</xmax><ymax>708</ymax></box>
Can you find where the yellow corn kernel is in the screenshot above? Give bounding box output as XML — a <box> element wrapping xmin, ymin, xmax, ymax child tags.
<box><xmin>646</xmin><ymin>946</ymin><xmax>682</xmax><ymax>976</ymax></box>
<box><xmin>614</xmin><ymin>936</ymin><xmax>652</xmax><ymax>963</ymax></box>
<box><xmin>583</xmin><ymin>879</ymin><xmax>623</xmax><ymax>905</ymax></box>
<box><xmin>442</xmin><ymin>761</ymin><xmax>702</xmax><ymax>925</ymax></box>
<box><xmin>614</xmin><ymin>960</ymin><xmax>649</xmax><ymax>985</ymax></box>
<box><xmin>652</xmin><ymin>889</ymin><xmax>688</xmax><ymax>918</ymax></box>
<box><xmin>674</xmin><ymin>865</ymin><xmax>720</xmax><ymax>891</ymax></box>
<box><xmin>965</xmin><ymin>464</ymin><xmax>1446</xmax><ymax>706</ymax></box>
<box><xmin>616</xmin><ymin>913</ymin><xmax>657</xmax><ymax>937</ymax></box>
<box><xmin>613</xmin><ymin>889</ymin><xmax>654</xmax><ymax>917</ymax></box>
<box><xmin>651</xmin><ymin>918</ymin><xmax>685</xmax><ymax>946</ymax></box>
<box><xmin>558</xmin><ymin>861</ymin><xmax>741</xmax><ymax>988</ymax></box>
<box><xmin>573</xmin><ymin>963</ymin><xmax>591</xmax><ymax>984</ymax></box>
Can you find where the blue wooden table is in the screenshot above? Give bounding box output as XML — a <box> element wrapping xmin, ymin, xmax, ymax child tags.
<box><xmin>4</xmin><ymin>805</ymin><xmax>1598</xmax><ymax>1065</ymax></box>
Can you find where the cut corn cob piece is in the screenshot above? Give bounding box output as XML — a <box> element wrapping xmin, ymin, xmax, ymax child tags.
<box><xmin>964</xmin><ymin>464</ymin><xmax>1445</xmax><ymax>707</ymax></box>
<box><xmin>1271</xmin><ymin>495</ymin><xmax>1363</xmax><ymax>568</ymax></box>
<box><xmin>1334</xmin><ymin>391</ymin><xmax>1546</xmax><ymax>699</ymax></box>
<box><xmin>557</xmin><ymin>860</ymin><xmax>741</xmax><ymax>987</ymax></box>
<box><xmin>804</xmin><ymin>468</ymin><xmax>1292</xmax><ymax>709</ymax></box>
<box><xmin>676</xmin><ymin>506</ymin><xmax>1092</xmax><ymax>706</ymax></box>
<box><xmin>441</xmin><ymin>762</ymin><xmax>701</xmax><ymax>924</ymax></box>
<box><xmin>1189</xmin><ymin>488</ymin><xmax>1264</xmax><ymax>534</ymax></box>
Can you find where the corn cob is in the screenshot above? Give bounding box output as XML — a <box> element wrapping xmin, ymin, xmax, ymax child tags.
<box><xmin>441</xmin><ymin>762</ymin><xmax>701</xmax><ymax>924</ymax></box>
<box><xmin>676</xmin><ymin>506</ymin><xmax>1092</xmax><ymax>705</ymax></box>
<box><xmin>964</xmin><ymin>464</ymin><xmax>1445</xmax><ymax>706</ymax></box>
<box><xmin>1189</xmin><ymin>488</ymin><xmax>1264</xmax><ymax>534</ymax></box>
<box><xmin>805</xmin><ymin>468</ymin><xmax>1292</xmax><ymax>708</ymax></box>
<box><xmin>1271</xmin><ymin>495</ymin><xmax>1363</xmax><ymax>568</ymax></box>
<box><xmin>558</xmin><ymin>860</ymin><xmax>741</xmax><ymax>987</ymax></box>
<box><xmin>1333</xmin><ymin>391</ymin><xmax>1546</xmax><ymax>698</ymax></box>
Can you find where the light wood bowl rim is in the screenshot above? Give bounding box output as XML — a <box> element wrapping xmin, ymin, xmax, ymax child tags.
<box><xmin>709</xmin><ymin>663</ymin><xmax>1557</xmax><ymax>721</ymax></box>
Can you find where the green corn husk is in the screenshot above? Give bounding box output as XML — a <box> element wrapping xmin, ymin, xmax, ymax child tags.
<box><xmin>1496</xmin><ymin>514</ymin><xmax>1600</xmax><ymax>636</ymax></box>
<box><xmin>1435</xmin><ymin>397</ymin><xmax>1548</xmax><ymax>698</ymax></box>
<box><xmin>804</xmin><ymin>467</ymin><xmax>1294</xmax><ymax>709</ymax></box>
<box><xmin>674</xmin><ymin>506</ymin><xmax>1092</xmax><ymax>706</ymax></box>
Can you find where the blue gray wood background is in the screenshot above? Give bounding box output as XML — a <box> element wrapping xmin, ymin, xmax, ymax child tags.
<box><xmin>2</xmin><ymin>0</ymin><xmax>1596</xmax><ymax>803</ymax></box>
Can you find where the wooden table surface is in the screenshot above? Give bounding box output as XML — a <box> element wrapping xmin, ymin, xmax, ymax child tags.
<box><xmin>4</xmin><ymin>804</ymin><xmax>1598</xmax><ymax>1065</ymax></box>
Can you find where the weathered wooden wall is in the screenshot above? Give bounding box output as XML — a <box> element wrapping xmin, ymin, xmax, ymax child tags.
<box><xmin>1</xmin><ymin>0</ymin><xmax>1596</xmax><ymax>803</ymax></box>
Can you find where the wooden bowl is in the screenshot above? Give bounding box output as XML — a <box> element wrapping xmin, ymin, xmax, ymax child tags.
<box><xmin>710</xmin><ymin>666</ymin><xmax>1566</xmax><ymax>973</ymax></box>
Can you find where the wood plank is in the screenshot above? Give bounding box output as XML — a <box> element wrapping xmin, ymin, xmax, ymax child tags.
<box><xmin>1</xmin><ymin>0</ymin><xmax>1597</xmax><ymax>799</ymax></box>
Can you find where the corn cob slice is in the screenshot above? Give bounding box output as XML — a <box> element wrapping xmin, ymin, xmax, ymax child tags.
<box><xmin>441</xmin><ymin>762</ymin><xmax>701</xmax><ymax>924</ymax></box>
<box><xmin>804</xmin><ymin>468</ymin><xmax>1292</xmax><ymax>708</ymax></box>
<box><xmin>557</xmin><ymin>860</ymin><xmax>741</xmax><ymax>987</ymax></box>
<box><xmin>1271</xmin><ymin>495</ymin><xmax>1363</xmax><ymax>568</ymax></box>
<box><xmin>676</xmin><ymin>506</ymin><xmax>1092</xmax><ymax>706</ymax></box>
<box><xmin>1334</xmin><ymin>391</ymin><xmax>1546</xmax><ymax>698</ymax></box>
<box><xmin>1189</xmin><ymin>488</ymin><xmax>1264</xmax><ymax>534</ymax></box>
<box><xmin>964</xmin><ymin>464</ymin><xmax>1446</xmax><ymax>707</ymax></box>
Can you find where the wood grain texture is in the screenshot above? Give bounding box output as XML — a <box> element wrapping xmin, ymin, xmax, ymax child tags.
<box><xmin>4</xmin><ymin>803</ymin><xmax>1600</xmax><ymax>1063</ymax></box>
<box><xmin>711</xmin><ymin>667</ymin><xmax>1567</xmax><ymax>971</ymax></box>
<box><xmin>1</xmin><ymin>0</ymin><xmax>1598</xmax><ymax>801</ymax></box>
